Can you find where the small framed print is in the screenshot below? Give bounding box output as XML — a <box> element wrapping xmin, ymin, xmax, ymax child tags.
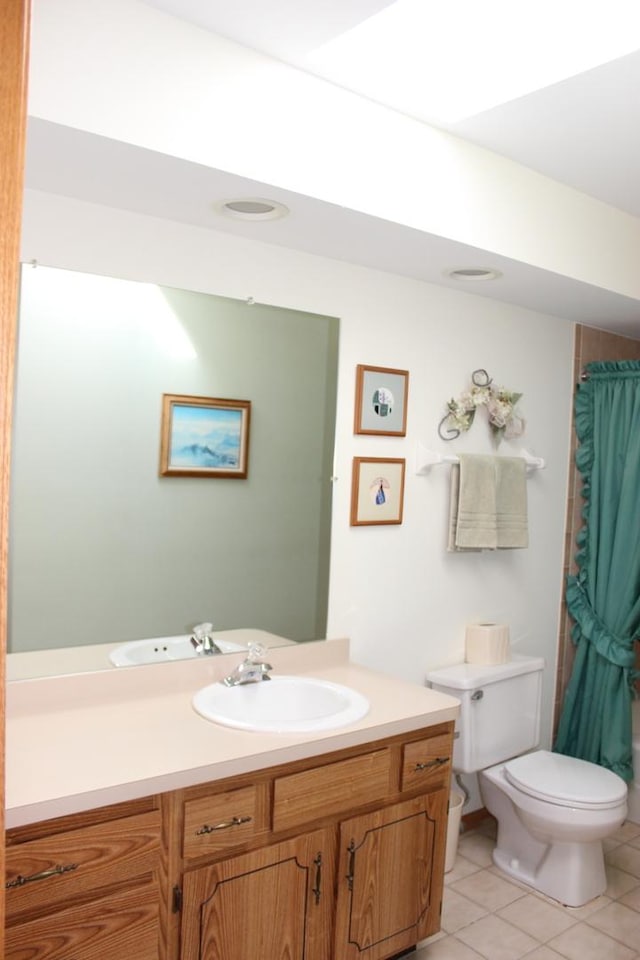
<box><xmin>354</xmin><ymin>364</ymin><xmax>409</xmax><ymax>436</ymax></box>
<box><xmin>350</xmin><ymin>457</ymin><xmax>406</xmax><ymax>526</ymax></box>
<box><xmin>159</xmin><ymin>394</ymin><xmax>250</xmax><ymax>478</ymax></box>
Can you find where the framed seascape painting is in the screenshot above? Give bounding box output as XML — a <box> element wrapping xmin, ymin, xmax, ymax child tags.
<box><xmin>159</xmin><ymin>394</ymin><xmax>251</xmax><ymax>478</ymax></box>
<box><xmin>350</xmin><ymin>457</ymin><xmax>406</xmax><ymax>526</ymax></box>
<box><xmin>354</xmin><ymin>364</ymin><xmax>409</xmax><ymax>436</ymax></box>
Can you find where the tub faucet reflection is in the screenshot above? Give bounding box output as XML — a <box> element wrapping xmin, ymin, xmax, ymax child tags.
<box><xmin>190</xmin><ymin>622</ymin><xmax>222</xmax><ymax>656</ymax></box>
<box><xmin>222</xmin><ymin>643</ymin><xmax>273</xmax><ymax>686</ymax></box>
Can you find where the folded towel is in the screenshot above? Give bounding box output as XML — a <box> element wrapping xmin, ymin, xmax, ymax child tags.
<box><xmin>495</xmin><ymin>456</ymin><xmax>528</xmax><ymax>548</ymax></box>
<box><xmin>447</xmin><ymin>463</ymin><xmax>463</xmax><ymax>551</ymax></box>
<box><xmin>448</xmin><ymin>454</ymin><xmax>528</xmax><ymax>551</ymax></box>
<box><xmin>449</xmin><ymin>456</ymin><xmax>497</xmax><ymax>550</ymax></box>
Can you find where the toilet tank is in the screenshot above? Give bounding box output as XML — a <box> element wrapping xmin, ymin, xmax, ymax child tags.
<box><xmin>427</xmin><ymin>655</ymin><xmax>544</xmax><ymax>774</ymax></box>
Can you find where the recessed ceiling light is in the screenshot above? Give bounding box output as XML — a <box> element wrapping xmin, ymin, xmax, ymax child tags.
<box><xmin>444</xmin><ymin>267</ymin><xmax>503</xmax><ymax>282</ymax></box>
<box><xmin>217</xmin><ymin>198</ymin><xmax>289</xmax><ymax>221</ymax></box>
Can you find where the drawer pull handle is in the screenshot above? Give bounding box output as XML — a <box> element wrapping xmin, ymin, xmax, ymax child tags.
<box><xmin>312</xmin><ymin>852</ymin><xmax>322</xmax><ymax>904</ymax></box>
<box><xmin>415</xmin><ymin>756</ymin><xmax>450</xmax><ymax>772</ymax></box>
<box><xmin>196</xmin><ymin>815</ymin><xmax>252</xmax><ymax>836</ymax></box>
<box><xmin>6</xmin><ymin>863</ymin><xmax>78</xmax><ymax>889</ymax></box>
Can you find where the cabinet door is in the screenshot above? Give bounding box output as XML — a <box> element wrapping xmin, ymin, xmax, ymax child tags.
<box><xmin>180</xmin><ymin>827</ymin><xmax>335</xmax><ymax>960</ymax></box>
<box><xmin>335</xmin><ymin>792</ymin><xmax>447</xmax><ymax>960</ymax></box>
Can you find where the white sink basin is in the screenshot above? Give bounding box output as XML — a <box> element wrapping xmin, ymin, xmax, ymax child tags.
<box><xmin>109</xmin><ymin>635</ymin><xmax>245</xmax><ymax>667</ymax></box>
<box><xmin>192</xmin><ymin>675</ymin><xmax>370</xmax><ymax>733</ymax></box>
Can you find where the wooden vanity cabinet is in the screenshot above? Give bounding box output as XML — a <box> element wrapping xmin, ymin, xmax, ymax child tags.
<box><xmin>176</xmin><ymin>722</ymin><xmax>453</xmax><ymax>960</ymax></box>
<box><xmin>3</xmin><ymin>722</ymin><xmax>453</xmax><ymax>960</ymax></box>
<box><xmin>4</xmin><ymin>797</ymin><xmax>163</xmax><ymax>960</ymax></box>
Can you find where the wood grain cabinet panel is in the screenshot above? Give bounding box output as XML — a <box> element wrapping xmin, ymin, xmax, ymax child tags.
<box><xmin>5</xmin><ymin>806</ymin><xmax>163</xmax><ymax>960</ymax></box>
<box><xmin>180</xmin><ymin>828</ymin><xmax>336</xmax><ymax>960</ymax></box>
<box><xmin>5</xmin><ymin>810</ymin><xmax>161</xmax><ymax>919</ymax></box>
<box><xmin>5</xmin><ymin>879</ymin><xmax>160</xmax><ymax>960</ymax></box>
<box><xmin>401</xmin><ymin>733</ymin><xmax>452</xmax><ymax>792</ymax></box>
<box><xmin>334</xmin><ymin>791</ymin><xmax>448</xmax><ymax>960</ymax></box>
<box><xmin>182</xmin><ymin>784</ymin><xmax>268</xmax><ymax>861</ymax></box>
<box><xmin>273</xmin><ymin>748</ymin><xmax>392</xmax><ymax>832</ymax></box>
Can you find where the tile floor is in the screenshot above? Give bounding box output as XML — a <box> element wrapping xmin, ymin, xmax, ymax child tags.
<box><xmin>415</xmin><ymin>816</ymin><xmax>640</xmax><ymax>960</ymax></box>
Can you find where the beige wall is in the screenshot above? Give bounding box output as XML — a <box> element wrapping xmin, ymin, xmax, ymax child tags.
<box><xmin>554</xmin><ymin>325</ymin><xmax>640</xmax><ymax>735</ymax></box>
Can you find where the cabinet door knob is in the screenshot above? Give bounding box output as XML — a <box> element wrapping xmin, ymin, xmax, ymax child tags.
<box><xmin>414</xmin><ymin>756</ymin><xmax>449</xmax><ymax>772</ymax></box>
<box><xmin>196</xmin><ymin>815</ymin><xmax>252</xmax><ymax>835</ymax></box>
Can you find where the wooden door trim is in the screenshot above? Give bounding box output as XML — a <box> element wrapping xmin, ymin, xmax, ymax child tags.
<box><xmin>1</xmin><ymin>0</ymin><xmax>31</xmax><ymax>935</ymax></box>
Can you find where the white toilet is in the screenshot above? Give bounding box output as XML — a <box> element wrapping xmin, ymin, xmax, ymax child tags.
<box><xmin>427</xmin><ymin>655</ymin><xmax>628</xmax><ymax>907</ymax></box>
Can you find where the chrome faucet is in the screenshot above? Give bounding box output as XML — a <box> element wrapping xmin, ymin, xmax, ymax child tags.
<box><xmin>190</xmin><ymin>622</ymin><xmax>222</xmax><ymax>656</ymax></box>
<box><xmin>222</xmin><ymin>642</ymin><xmax>273</xmax><ymax>686</ymax></box>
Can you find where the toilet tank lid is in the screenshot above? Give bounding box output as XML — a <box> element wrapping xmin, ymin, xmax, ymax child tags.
<box><xmin>426</xmin><ymin>655</ymin><xmax>545</xmax><ymax>690</ymax></box>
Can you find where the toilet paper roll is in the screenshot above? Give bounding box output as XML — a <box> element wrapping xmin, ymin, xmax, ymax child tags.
<box><xmin>465</xmin><ymin>623</ymin><xmax>510</xmax><ymax>664</ymax></box>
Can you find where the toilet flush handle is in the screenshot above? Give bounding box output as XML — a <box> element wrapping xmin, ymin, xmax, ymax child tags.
<box><xmin>471</xmin><ymin>690</ymin><xmax>484</xmax><ymax>701</ymax></box>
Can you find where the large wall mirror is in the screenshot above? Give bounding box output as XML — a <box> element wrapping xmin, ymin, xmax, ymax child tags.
<box><xmin>9</xmin><ymin>265</ymin><xmax>339</xmax><ymax>673</ymax></box>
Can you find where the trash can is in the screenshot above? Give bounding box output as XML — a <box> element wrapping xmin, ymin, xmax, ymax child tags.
<box><xmin>444</xmin><ymin>790</ymin><xmax>464</xmax><ymax>873</ymax></box>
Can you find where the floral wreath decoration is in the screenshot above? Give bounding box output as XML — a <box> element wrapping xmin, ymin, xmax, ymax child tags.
<box><xmin>438</xmin><ymin>369</ymin><xmax>525</xmax><ymax>443</ymax></box>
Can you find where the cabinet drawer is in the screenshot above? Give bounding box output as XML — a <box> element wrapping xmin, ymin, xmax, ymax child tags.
<box><xmin>5</xmin><ymin>810</ymin><xmax>161</xmax><ymax>919</ymax></box>
<box><xmin>401</xmin><ymin>734</ymin><xmax>452</xmax><ymax>792</ymax></box>
<box><xmin>5</xmin><ymin>878</ymin><xmax>159</xmax><ymax>960</ymax></box>
<box><xmin>183</xmin><ymin>784</ymin><xmax>269</xmax><ymax>860</ymax></box>
<box><xmin>273</xmin><ymin>749</ymin><xmax>392</xmax><ymax>832</ymax></box>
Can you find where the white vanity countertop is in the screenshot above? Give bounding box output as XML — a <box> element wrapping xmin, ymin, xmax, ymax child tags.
<box><xmin>5</xmin><ymin>637</ymin><xmax>460</xmax><ymax>828</ymax></box>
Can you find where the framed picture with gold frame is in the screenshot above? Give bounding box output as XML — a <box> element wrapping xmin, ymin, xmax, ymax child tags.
<box><xmin>354</xmin><ymin>364</ymin><xmax>409</xmax><ymax>436</ymax></box>
<box><xmin>159</xmin><ymin>393</ymin><xmax>250</xmax><ymax>478</ymax></box>
<box><xmin>350</xmin><ymin>457</ymin><xmax>406</xmax><ymax>526</ymax></box>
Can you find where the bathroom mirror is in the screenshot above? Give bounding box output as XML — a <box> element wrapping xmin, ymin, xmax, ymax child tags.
<box><xmin>8</xmin><ymin>264</ymin><xmax>339</xmax><ymax>673</ymax></box>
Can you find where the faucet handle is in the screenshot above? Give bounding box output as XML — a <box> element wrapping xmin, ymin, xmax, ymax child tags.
<box><xmin>193</xmin><ymin>622</ymin><xmax>214</xmax><ymax>641</ymax></box>
<box><xmin>221</xmin><ymin>642</ymin><xmax>272</xmax><ymax>686</ymax></box>
<box><xmin>191</xmin><ymin>622</ymin><xmax>221</xmax><ymax>655</ymax></box>
<box><xmin>247</xmin><ymin>641</ymin><xmax>267</xmax><ymax>662</ymax></box>
<box><xmin>246</xmin><ymin>642</ymin><xmax>272</xmax><ymax>679</ymax></box>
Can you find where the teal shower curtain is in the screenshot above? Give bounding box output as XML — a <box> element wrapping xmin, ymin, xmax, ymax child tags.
<box><xmin>555</xmin><ymin>361</ymin><xmax>640</xmax><ymax>781</ymax></box>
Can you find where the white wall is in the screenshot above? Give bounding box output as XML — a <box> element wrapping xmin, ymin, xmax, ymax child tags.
<box><xmin>21</xmin><ymin>190</ymin><xmax>575</xmax><ymax>762</ymax></box>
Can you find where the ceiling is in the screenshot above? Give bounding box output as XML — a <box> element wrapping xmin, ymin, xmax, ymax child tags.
<box><xmin>24</xmin><ymin>0</ymin><xmax>640</xmax><ymax>335</ymax></box>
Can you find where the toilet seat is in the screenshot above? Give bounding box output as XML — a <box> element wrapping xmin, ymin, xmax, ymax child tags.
<box><xmin>505</xmin><ymin>749</ymin><xmax>627</xmax><ymax>810</ymax></box>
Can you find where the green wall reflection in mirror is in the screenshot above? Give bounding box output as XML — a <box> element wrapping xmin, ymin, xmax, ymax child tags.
<box><xmin>9</xmin><ymin>265</ymin><xmax>339</xmax><ymax>668</ymax></box>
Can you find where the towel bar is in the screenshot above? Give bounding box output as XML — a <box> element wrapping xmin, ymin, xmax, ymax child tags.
<box><xmin>416</xmin><ymin>443</ymin><xmax>545</xmax><ymax>475</ymax></box>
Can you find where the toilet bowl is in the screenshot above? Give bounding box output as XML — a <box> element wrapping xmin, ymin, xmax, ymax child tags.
<box><xmin>480</xmin><ymin>750</ymin><xmax>628</xmax><ymax>907</ymax></box>
<box><xmin>427</xmin><ymin>656</ymin><xmax>629</xmax><ymax>907</ymax></box>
